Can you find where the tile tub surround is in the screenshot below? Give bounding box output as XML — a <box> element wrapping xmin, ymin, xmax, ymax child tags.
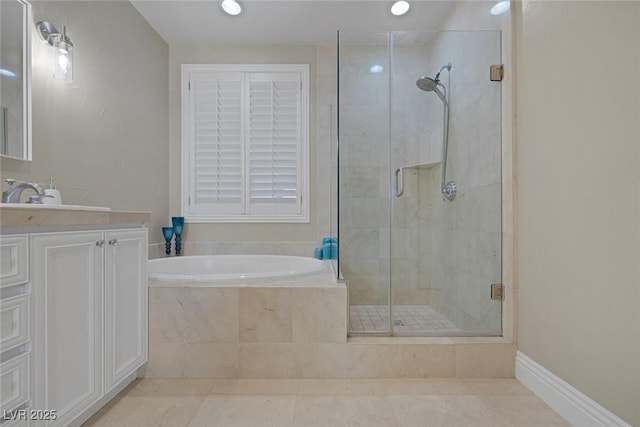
<box><xmin>146</xmin><ymin>282</ymin><xmax>350</xmax><ymax>379</ymax></box>
<box><xmin>147</xmin><ymin>277</ymin><xmax>515</xmax><ymax>379</ymax></box>
<box><xmin>146</xmin><ymin>264</ymin><xmax>516</xmax><ymax>379</ymax></box>
<box><xmin>84</xmin><ymin>378</ymin><xmax>569</xmax><ymax>427</ymax></box>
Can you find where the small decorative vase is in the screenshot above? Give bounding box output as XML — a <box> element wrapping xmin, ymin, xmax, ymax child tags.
<box><xmin>162</xmin><ymin>227</ymin><xmax>174</xmax><ymax>256</ymax></box>
<box><xmin>171</xmin><ymin>216</ymin><xmax>184</xmax><ymax>256</ymax></box>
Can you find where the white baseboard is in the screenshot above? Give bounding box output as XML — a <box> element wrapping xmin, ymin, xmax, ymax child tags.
<box><xmin>515</xmin><ymin>351</ymin><xmax>630</xmax><ymax>427</ymax></box>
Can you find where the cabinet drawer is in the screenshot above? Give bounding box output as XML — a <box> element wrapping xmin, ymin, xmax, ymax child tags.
<box><xmin>1</xmin><ymin>295</ymin><xmax>29</xmax><ymax>352</ymax></box>
<box><xmin>1</xmin><ymin>236</ymin><xmax>28</xmax><ymax>288</ymax></box>
<box><xmin>0</xmin><ymin>353</ymin><xmax>29</xmax><ymax>414</ymax></box>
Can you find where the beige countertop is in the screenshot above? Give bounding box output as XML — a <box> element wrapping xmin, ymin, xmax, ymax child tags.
<box><xmin>0</xmin><ymin>206</ymin><xmax>151</xmax><ymax>229</ymax></box>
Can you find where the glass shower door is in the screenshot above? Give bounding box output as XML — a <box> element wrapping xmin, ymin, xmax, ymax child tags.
<box><xmin>338</xmin><ymin>31</ymin><xmax>392</xmax><ymax>334</ymax></box>
<box><xmin>339</xmin><ymin>30</ymin><xmax>503</xmax><ymax>336</ymax></box>
<box><xmin>389</xmin><ymin>31</ymin><xmax>503</xmax><ymax>336</ymax></box>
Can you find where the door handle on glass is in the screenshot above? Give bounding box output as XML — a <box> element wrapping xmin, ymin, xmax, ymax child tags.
<box><xmin>395</xmin><ymin>167</ymin><xmax>404</xmax><ymax>197</ymax></box>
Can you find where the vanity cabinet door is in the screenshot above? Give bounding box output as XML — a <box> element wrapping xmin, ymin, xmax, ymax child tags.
<box><xmin>104</xmin><ymin>228</ymin><xmax>147</xmax><ymax>392</ymax></box>
<box><xmin>31</xmin><ymin>231</ymin><xmax>104</xmax><ymax>427</ymax></box>
<box><xmin>0</xmin><ymin>234</ymin><xmax>28</xmax><ymax>288</ymax></box>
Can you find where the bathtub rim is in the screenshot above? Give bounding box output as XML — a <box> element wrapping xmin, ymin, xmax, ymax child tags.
<box><xmin>148</xmin><ymin>254</ymin><xmax>339</xmax><ymax>287</ymax></box>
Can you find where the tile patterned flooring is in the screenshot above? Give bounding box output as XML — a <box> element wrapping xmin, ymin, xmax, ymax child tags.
<box><xmin>350</xmin><ymin>305</ymin><xmax>461</xmax><ymax>334</ymax></box>
<box><xmin>84</xmin><ymin>378</ymin><xmax>569</xmax><ymax>426</ymax></box>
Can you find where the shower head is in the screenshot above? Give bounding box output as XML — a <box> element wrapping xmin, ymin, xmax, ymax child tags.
<box><xmin>416</xmin><ymin>76</ymin><xmax>439</xmax><ymax>92</ymax></box>
<box><xmin>416</xmin><ymin>76</ymin><xmax>447</xmax><ymax>104</ymax></box>
<box><xmin>416</xmin><ymin>62</ymin><xmax>452</xmax><ymax>105</ymax></box>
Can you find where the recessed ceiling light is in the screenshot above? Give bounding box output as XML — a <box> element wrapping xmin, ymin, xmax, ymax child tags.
<box><xmin>490</xmin><ymin>1</ymin><xmax>510</xmax><ymax>15</ymax></box>
<box><xmin>370</xmin><ymin>65</ymin><xmax>384</xmax><ymax>74</ymax></box>
<box><xmin>221</xmin><ymin>0</ymin><xmax>242</xmax><ymax>16</ymax></box>
<box><xmin>391</xmin><ymin>1</ymin><xmax>410</xmax><ymax>16</ymax></box>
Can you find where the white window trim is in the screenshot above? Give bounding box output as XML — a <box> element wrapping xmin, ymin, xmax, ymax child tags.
<box><xmin>181</xmin><ymin>64</ymin><xmax>310</xmax><ymax>223</ymax></box>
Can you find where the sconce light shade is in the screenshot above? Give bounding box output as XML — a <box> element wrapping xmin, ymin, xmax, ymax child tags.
<box><xmin>37</xmin><ymin>21</ymin><xmax>74</xmax><ymax>82</ymax></box>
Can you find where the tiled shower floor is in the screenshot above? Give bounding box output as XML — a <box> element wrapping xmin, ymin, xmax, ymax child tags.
<box><xmin>350</xmin><ymin>304</ymin><xmax>461</xmax><ymax>334</ymax></box>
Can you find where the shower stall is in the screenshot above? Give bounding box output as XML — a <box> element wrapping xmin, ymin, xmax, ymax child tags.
<box><xmin>338</xmin><ymin>31</ymin><xmax>503</xmax><ymax>336</ymax></box>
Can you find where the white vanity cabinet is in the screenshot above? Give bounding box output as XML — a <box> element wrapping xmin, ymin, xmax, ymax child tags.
<box><xmin>31</xmin><ymin>230</ymin><xmax>105</xmax><ymax>427</ymax></box>
<box><xmin>104</xmin><ymin>229</ymin><xmax>147</xmax><ymax>391</ymax></box>
<box><xmin>30</xmin><ymin>228</ymin><xmax>147</xmax><ymax>427</ymax></box>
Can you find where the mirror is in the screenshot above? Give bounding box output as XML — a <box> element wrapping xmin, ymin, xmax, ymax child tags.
<box><xmin>0</xmin><ymin>0</ymin><xmax>31</xmax><ymax>161</ymax></box>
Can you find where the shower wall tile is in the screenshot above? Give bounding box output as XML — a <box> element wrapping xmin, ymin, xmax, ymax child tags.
<box><xmin>341</xmin><ymin>74</ymin><xmax>388</xmax><ymax>106</ymax></box>
<box><xmin>339</xmin><ymin>105</ymin><xmax>388</xmax><ymax>138</ymax></box>
<box><xmin>393</xmin><ymin>44</ymin><xmax>431</xmax><ymax>74</ymax></box>
<box><xmin>340</xmin><ymin>258</ymin><xmax>385</xmax><ymax>278</ymax></box>
<box><xmin>338</xmin><ymin>44</ymin><xmax>389</xmax><ymax>77</ymax></box>
<box><xmin>341</xmin><ymin>228</ymin><xmax>380</xmax><ymax>259</ymax></box>
<box><xmin>347</xmin><ymin>198</ymin><xmax>383</xmax><ymax>228</ymax></box>
<box><xmin>416</xmin><ymin>29</ymin><xmax>504</xmax><ymax>332</ymax></box>
<box><xmin>392</xmin><ymin>289</ymin><xmax>431</xmax><ymax>305</ymax></box>
<box><xmin>349</xmin><ymin>289</ymin><xmax>388</xmax><ymax>306</ymax></box>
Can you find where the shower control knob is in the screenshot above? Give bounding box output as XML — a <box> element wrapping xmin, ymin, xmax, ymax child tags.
<box><xmin>443</xmin><ymin>180</ymin><xmax>457</xmax><ymax>201</ymax></box>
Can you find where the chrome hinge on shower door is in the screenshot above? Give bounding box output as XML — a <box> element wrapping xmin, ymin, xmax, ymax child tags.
<box><xmin>491</xmin><ymin>283</ymin><xmax>504</xmax><ymax>301</ymax></box>
<box><xmin>490</xmin><ymin>64</ymin><xmax>504</xmax><ymax>81</ymax></box>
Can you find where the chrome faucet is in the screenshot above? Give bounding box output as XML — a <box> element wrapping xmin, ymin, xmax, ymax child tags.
<box><xmin>2</xmin><ymin>179</ymin><xmax>47</xmax><ymax>204</ymax></box>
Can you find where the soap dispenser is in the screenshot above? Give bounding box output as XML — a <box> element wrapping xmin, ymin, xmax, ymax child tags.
<box><xmin>43</xmin><ymin>177</ymin><xmax>62</xmax><ymax>205</ymax></box>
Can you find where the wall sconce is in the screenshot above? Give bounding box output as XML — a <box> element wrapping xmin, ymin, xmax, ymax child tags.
<box><xmin>36</xmin><ymin>21</ymin><xmax>74</xmax><ymax>82</ymax></box>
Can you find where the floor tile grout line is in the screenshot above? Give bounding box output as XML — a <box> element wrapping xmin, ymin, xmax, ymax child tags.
<box><xmin>291</xmin><ymin>393</ymin><xmax>301</xmax><ymax>427</ymax></box>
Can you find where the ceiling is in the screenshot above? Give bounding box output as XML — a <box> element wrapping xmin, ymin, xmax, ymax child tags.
<box><xmin>131</xmin><ymin>1</ymin><xmax>455</xmax><ymax>45</ymax></box>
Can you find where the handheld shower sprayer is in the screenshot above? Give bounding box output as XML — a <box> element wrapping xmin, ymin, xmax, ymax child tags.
<box><xmin>415</xmin><ymin>62</ymin><xmax>456</xmax><ymax>201</ymax></box>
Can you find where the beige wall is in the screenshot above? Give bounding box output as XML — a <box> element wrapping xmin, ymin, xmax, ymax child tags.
<box><xmin>168</xmin><ymin>45</ymin><xmax>319</xmax><ymax>243</ymax></box>
<box><xmin>0</xmin><ymin>1</ymin><xmax>170</xmax><ymax>244</ymax></box>
<box><xmin>516</xmin><ymin>1</ymin><xmax>640</xmax><ymax>424</ymax></box>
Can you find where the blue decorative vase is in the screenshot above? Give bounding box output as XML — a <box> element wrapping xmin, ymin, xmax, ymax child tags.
<box><xmin>171</xmin><ymin>217</ymin><xmax>184</xmax><ymax>256</ymax></box>
<box><xmin>162</xmin><ymin>227</ymin><xmax>174</xmax><ymax>256</ymax></box>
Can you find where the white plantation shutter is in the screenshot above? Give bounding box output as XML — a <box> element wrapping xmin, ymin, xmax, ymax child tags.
<box><xmin>188</xmin><ymin>72</ymin><xmax>244</xmax><ymax>215</ymax></box>
<box><xmin>247</xmin><ymin>73</ymin><xmax>301</xmax><ymax>216</ymax></box>
<box><xmin>182</xmin><ymin>65</ymin><xmax>309</xmax><ymax>222</ymax></box>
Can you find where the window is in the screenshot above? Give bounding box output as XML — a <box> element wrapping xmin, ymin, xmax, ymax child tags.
<box><xmin>181</xmin><ymin>64</ymin><xmax>309</xmax><ymax>223</ymax></box>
